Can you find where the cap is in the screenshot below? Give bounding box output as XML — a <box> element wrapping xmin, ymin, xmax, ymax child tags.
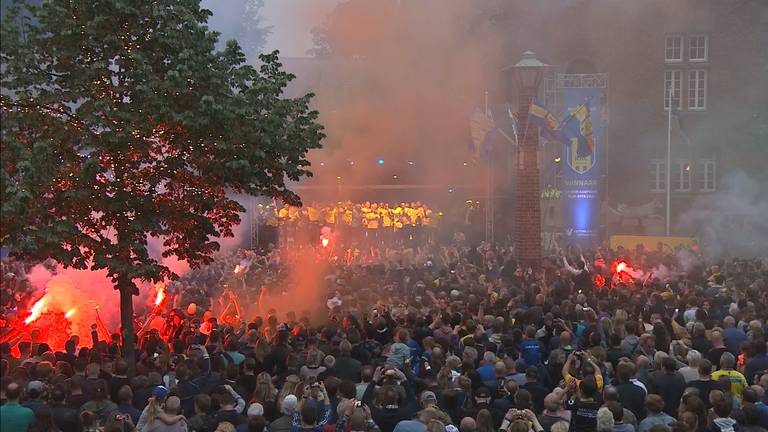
<box><xmin>525</xmin><ymin>366</ymin><xmax>539</xmax><ymax>379</ymax></box>
<box><xmin>446</xmin><ymin>425</ymin><xmax>459</xmax><ymax>432</ymax></box>
<box><xmin>27</xmin><ymin>380</ymin><xmax>44</xmax><ymax>393</ymax></box>
<box><xmin>247</xmin><ymin>402</ymin><xmax>264</xmax><ymax>417</ymax></box>
<box><xmin>475</xmin><ymin>386</ymin><xmax>491</xmax><ymax>398</ymax></box>
<box><xmin>152</xmin><ymin>385</ymin><xmax>169</xmax><ymax>400</ymax></box>
<box><xmin>420</xmin><ymin>391</ymin><xmax>437</xmax><ymax>402</ymax></box>
<box><xmin>278</xmin><ymin>323</ymin><xmax>291</xmax><ymax>332</ymax></box>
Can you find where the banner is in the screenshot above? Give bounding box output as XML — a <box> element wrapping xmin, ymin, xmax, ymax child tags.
<box><xmin>561</xmin><ymin>88</ymin><xmax>602</xmax><ymax>245</ymax></box>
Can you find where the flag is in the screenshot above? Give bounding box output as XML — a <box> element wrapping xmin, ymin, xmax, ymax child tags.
<box><xmin>528</xmin><ymin>98</ymin><xmax>563</xmax><ymax>143</ymax></box>
<box><xmin>560</xmin><ymin>100</ymin><xmax>595</xmax><ymax>157</ymax></box>
<box><xmin>507</xmin><ymin>105</ymin><xmax>519</xmax><ymax>146</ymax></box>
<box><xmin>672</xmin><ymin>107</ymin><xmax>691</xmax><ymax>145</ymax></box>
<box><xmin>469</xmin><ymin>106</ymin><xmax>496</xmax><ymax>161</ymax></box>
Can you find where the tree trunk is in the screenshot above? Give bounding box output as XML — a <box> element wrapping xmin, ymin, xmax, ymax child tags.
<box><xmin>118</xmin><ymin>277</ymin><xmax>137</xmax><ymax>377</ymax></box>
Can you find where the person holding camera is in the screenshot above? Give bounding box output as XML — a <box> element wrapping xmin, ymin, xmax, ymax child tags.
<box><xmin>562</xmin><ymin>351</ymin><xmax>604</xmax><ymax>394</ymax></box>
<box><xmin>499</xmin><ymin>408</ymin><xmax>545</xmax><ymax>432</ymax></box>
<box><xmin>337</xmin><ymin>399</ymin><xmax>381</xmax><ymax>432</ymax></box>
<box><xmin>362</xmin><ymin>366</ymin><xmax>418</xmax><ymax>432</ymax></box>
<box><xmin>291</xmin><ymin>380</ymin><xmax>331</xmax><ymax>432</ymax></box>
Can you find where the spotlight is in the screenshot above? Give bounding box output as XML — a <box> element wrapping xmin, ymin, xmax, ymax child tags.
<box><xmin>377</xmin><ymin>159</ymin><xmax>385</xmax><ymax>166</ymax></box>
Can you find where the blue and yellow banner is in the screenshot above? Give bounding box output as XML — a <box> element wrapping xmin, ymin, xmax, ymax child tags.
<box><xmin>562</xmin><ymin>88</ymin><xmax>602</xmax><ymax>245</ymax></box>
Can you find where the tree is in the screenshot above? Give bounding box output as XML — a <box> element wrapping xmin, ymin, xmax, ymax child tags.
<box><xmin>1</xmin><ymin>0</ymin><xmax>323</xmax><ymax>373</ymax></box>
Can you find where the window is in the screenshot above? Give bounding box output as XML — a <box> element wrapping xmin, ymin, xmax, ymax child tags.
<box><xmin>688</xmin><ymin>69</ymin><xmax>707</xmax><ymax>110</ymax></box>
<box><xmin>688</xmin><ymin>35</ymin><xmax>708</xmax><ymax>61</ymax></box>
<box><xmin>664</xmin><ymin>70</ymin><xmax>683</xmax><ymax>110</ymax></box>
<box><xmin>698</xmin><ymin>159</ymin><xmax>716</xmax><ymax>191</ymax></box>
<box><xmin>650</xmin><ymin>159</ymin><xmax>666</xmax><ymax>192</ymax></box>
<box><xmin>665</xmin><ymin>35</ymin><xmax>683</xmax><ymax>62</ymax></box>
<box><xmin>673</xmin><ymin>161</ymin><xmax>691</xmax><ymax>191</ymax></box>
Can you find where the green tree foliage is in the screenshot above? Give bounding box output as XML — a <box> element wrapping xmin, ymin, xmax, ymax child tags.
<box><xmin>1</xmin><ymin>0</ymin><xmax>323</xmax><ymax>370</ymax></box>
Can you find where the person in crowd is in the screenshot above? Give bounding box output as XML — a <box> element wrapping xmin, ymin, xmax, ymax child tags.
<box><xmin>648</xmin><ymin>357</ymin><xmax>686</xmax><ymax>417</ymax></box>
<box><xmin>712</xmin><ymin>353</ymin><xmax>748</xmax><ymax>400</ymax></box>
<box><xmin>638</xmin><ymin>395</ymin><xmax>675</xmax><ymax>432</ymax></box>
<box><xmin>1</xmin><ymin>382</ymin><xmax>35</xmax><ymax>431</ymax></box>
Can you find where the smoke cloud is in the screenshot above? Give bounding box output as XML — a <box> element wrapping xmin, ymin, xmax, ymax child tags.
<box><xmin>275</xmin><ymin>1</ymin><xmax>506</xmax><ymax>203</ymax></box>
<box><xmin>678</xmin><ymin>171</ymin><xmax>768</xmax><ymax>258</ymax></box>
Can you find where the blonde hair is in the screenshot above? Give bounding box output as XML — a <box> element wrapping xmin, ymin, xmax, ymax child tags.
<box><xmin>427</xmin><ymin>420</ymin><xmax>445</xmax><ymax>432</ymax></box>
<box><xmin>252</xmin><ymin>372</ymin><xmax>277</xmax><ymax>404</ymax></box>
<box><xmin>277</xmin><ymin>374</ymin><xmax>301</xmax><ymax>408</ymax></box>
<box><xmin>215</xmin><ymin>422</ymin><xmax>237</xmax><ymax>432</ymax></box>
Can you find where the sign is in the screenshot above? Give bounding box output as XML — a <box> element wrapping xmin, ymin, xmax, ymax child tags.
<box><xmin>562</xmin><ymin>87</ymin><xmax>602</xmax><ymax>245</ymax></box>
<box><xmin>609</xmin><ymin>235</ymin><xmax>696</xmax><ymax>251</ymax></box>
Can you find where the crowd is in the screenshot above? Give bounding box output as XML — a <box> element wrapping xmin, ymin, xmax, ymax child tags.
<box><xmin>263</xmin><ymin>201</ymin><xmax>439</xmax><ymax>247</ymax></box>
<box><xmin>2</xmin><ymin>233</ymin><xmax>768</xmax><ymax>432</ymax></box>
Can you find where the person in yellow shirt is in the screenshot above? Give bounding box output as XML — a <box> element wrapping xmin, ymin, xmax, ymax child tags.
<box><xmin>365</xmin><ymin>204</ymin><xmax>380</xmax><ymax>230</ymax></box>
<box><xmin>342</xmin><ymin>207</ymin><xmax>353</xmax><ymax>225</ymax></box>
<box><xmin>712</xmin><ymin>352</ymin><xmax>748</xmax><ymax>400</ymax></box>
<box><xmin>379</xmin><ymin>204</ymin><xmax>393</xmax><ymax>242</ymax></box>
<box><xmin>324</xmin><ymin>205</ymin><xmax>337</xmax><ymax>225</ymax></box>
<box><xmin>307</xmin><ymin>205</ymin><xmax>320</xmax><ymax>225</ymax></box>
<box><xmin>561</xmin><ymin>351</ymin><xmax>604</xmax><ymax>393</ymax></box>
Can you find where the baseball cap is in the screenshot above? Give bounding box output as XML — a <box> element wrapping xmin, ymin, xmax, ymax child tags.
<box><xmin>27</xmin><ymin>381</ymin><xmax>44</xmax><ymax>393</ymax></box>
<box><xmin>152</xmin><ymin>385</ymin><xmax>169</xmax><ymax>400</ymax></box>
<box><xmin>475</xmin><ymin>386</ymin><xmax>491</xmax><ymax>398</ymax></box>
<box><xmin>420</xmin><ymin>391</ymin><xmax>437</xmax><ymax>402</ymax></box>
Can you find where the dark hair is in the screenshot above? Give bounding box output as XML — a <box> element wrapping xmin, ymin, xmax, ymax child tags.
<box><xmin>662</xmin><ymin>357</ymin><xmax>676</xmax><ymax>372</ymax></box>
<box><xmin>698</xmin><ymin>359</ymin><xmax>713</xmax><ymax>376</ymax></box>
<box><xmin>712</xmin><ymin>398</ymin><xmax>732</xmax><ymax>418</ymax></box>
<box><xmin>338</xmin><ymin>380</ymin><xmax>357</xmax><ymax>400</ymax></box>
<box><xmin>195</xmin><ymin>394</ymin><xmax>212</xmax><ymax>413</ymax></box>
<box><xmin>605</xmin><ymin>401</ymin><xmax>623</xmax><ymax>422</ymax></box>
<box><xmin>742</xmin><ymin>403</ymin><xmax>761</xmax><ymax>425</ymax></box>
<box><xmin>6</xmin><ymin>382</ymin><xmax>21</xmax><ymax>400</ymax></box>
<box><xmin>248</xmin><ymin>415</ymin><xmax>268</xmax><ymax>432</ymax></box>
<box><xmin>300</xmin><ymin>403</ymin><xmax>318</xmax><ymax>425</ymax></box>
<box><xmin>580</xmin><ymin>375</ymin><xmax>598</xmax><ymax>398</ymax></box>
<box><xmin>754</xmin><ymin>339</ymin><xmax>767</xmax><ymax>355</ymax></box>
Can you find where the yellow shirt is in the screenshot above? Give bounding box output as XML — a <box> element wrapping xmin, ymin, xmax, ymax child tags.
<box><xmin>564</xmin><ymin>371</ymin><xmax>604</xmax><ymax>392</ymax></box>
<box><xmin>278</xmin><ymin>208</ymin><xmax>289</xmax><ymax>220</ymax></box>
<box><xmin>365</xmin><ymin>212</ymin><xmax>379</xmax><ymax>229</ymax></box>
<box><xmin>343</xmin><ymin>210</ymin><xmax>353</xmax><ymax>225</ymax></box>
<box><xmin>712</xmin><ymin>369</ymin><xmax>747</xmax><ymax>399</ymax></box>
<box><xmin>325</xmin><ymin>208</ymin><xmax>337</xmax><ymax>224</ymax></box>
<box><xmin>307</xmin><ymin>206</ymin><xmax>320</xmax><ymax>222</ymax></box>
<box><xmin>379</xmin><ymin>208</ymin><xmax>392</xmax><ymax>227</ymax></box>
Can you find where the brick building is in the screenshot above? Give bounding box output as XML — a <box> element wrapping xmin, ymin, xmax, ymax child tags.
<box><xmin>492</xmin><ymin>0</ymin><xmax>768</xmax><ymax>237</ymax></box>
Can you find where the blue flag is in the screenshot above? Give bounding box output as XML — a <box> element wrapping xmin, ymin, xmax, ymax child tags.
<box><xmin>528</xmin><ymin>98</ymin><xmax>565</xmax><ymax>144</ymax></box>
<box><xmin>560</xmin><ymin>100</ymin><xmax>595</xmax><ymax>157</ymax></box>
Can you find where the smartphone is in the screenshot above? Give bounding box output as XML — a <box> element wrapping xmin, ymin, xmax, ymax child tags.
<box><xmin>354</xmin><ymin>400</ymin><xmax>363</xmax><ymax>407</ymax></box>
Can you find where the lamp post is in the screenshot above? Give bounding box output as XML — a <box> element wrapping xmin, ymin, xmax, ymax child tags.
<box><xmin>507</xmin><ymin>50</ymin><xmax>549</xmax><ymax>265</ymax></box>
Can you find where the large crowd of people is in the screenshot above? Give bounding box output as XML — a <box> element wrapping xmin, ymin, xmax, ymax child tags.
<box><xmin>2</xmin><ymin>230</ymin><xmax>768</xmax><ymax>432</ymax></box>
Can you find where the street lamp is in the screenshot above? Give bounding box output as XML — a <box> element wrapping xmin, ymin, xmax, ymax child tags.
<box><xmin>507</xmin><ymin>50</ymin><xmax>549</xmax><ymax>265</ymax></box>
